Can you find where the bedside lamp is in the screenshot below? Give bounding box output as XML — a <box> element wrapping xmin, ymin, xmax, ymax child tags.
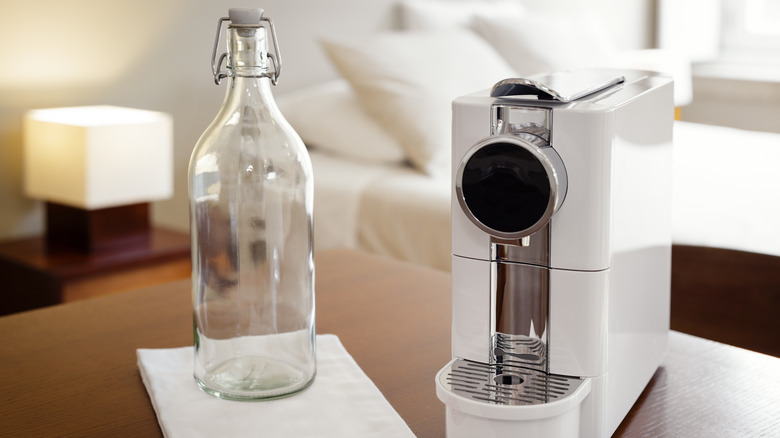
<box><xmin>23</xmin><ymin>106</ymin><xmax>173</xmax><ymax>252</ymax></box>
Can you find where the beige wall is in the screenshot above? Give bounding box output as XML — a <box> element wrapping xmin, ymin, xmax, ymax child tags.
<box><xmin>0</xmin><ymin>0</ymin><xmax>655</xmax><ymax>241</ymax></box>
<box><xmin>682</xmin><ymin>75</ymin><xmax>780</xmax><ymax>134</ymax></box>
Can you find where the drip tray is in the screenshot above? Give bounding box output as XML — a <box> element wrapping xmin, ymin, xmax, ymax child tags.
<box><xmin>441</xmin><ymin>358</ymin><xmax>584</xmax><ymax>406</ymax></box>
<box><xmin>436</xmin><ymin>358</ymin><xmax>593</xmax><ymax>436</ymax></box>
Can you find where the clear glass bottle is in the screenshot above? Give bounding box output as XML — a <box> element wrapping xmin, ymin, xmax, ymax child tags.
<box><xmin>188</xmin><ymin>8</ymin><xmax>315</xmax><ymax>401</ymax></box>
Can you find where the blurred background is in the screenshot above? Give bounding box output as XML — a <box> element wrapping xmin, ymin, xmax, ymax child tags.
<box><xmin>1</xmin><ymin>0</ymin><xmax>778</xmax><ymax>241</ymax></box>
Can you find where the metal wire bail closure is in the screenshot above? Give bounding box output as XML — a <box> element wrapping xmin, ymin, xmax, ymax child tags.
<box><xmin>210</xmin><ymin>14</ymin><xmax>283</xmax><ymax>86</ymax></box>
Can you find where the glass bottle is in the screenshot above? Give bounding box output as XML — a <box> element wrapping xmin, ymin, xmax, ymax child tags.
<box><xmin>188</xmin><ymin>8</ymin><xmax>315</xmax><ymax>401</ymax></box>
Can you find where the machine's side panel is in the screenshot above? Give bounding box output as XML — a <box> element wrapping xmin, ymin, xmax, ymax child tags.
<box><xmin>605</xmin><ymin>79</ymin><xmax>674</xmax><ymax>435</ymax></box>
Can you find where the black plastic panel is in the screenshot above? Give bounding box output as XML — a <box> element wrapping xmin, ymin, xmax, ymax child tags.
<box><xmin>461</xmin><ymin>142</ymin><xmax>550</xmax><ymax>234</ymax></box>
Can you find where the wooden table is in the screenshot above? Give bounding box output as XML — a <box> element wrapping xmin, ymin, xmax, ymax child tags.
<box><xmin>0</xmin><ymin>249</ymin><xmax>778</xmax><ymax>437</ymax></box>
<box><xmin>0</xmin><ymin>228</ymin><xmax>191</xmax><ymax>315</ymax></box>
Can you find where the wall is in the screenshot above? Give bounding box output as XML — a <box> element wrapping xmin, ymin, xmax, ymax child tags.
<box><xmin>681</xmin><ymin>74</ymin><xmax>780</xmax><ymax>134</ymax></box>
<box><xmin>0</xmin><ymin>0</ymin><xmax>654</xmax><ymax>241</ymax></box>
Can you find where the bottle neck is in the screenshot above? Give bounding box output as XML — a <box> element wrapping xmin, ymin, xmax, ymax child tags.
<box><xmin>221</xmin><ymin>25</ymin><xmax>277</xmax><ymax>110</ymax></box>
<box><xmin>227</xmin><ymin>25</ymin><xmax>270</xmax><ymax>79</ymax></box>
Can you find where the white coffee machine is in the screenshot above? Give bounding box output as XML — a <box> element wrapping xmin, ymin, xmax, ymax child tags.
<box><xmin>436</xmin><ymin>70</ymin><xmax>674</xmax><ymax>437</ymax></box>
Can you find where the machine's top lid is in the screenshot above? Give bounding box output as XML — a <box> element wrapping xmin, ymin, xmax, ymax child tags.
<box><xmin>491</xmin><ymin>70</ymin><xmax>625</xmax><ymax>102</ymax></box>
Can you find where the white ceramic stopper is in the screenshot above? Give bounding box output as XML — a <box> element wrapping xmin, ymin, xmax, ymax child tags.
<box><xmin>228</xmin><ymin>8</ymin><xmax>264</xmax><ymax>25</ymax></box>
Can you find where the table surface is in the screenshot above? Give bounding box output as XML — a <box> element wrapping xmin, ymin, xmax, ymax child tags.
<box><xmin>1</xmin><ymin>249</ymin><xmax>778</xmax><ymax>437</ymax></box>
<box><xmin>0</xmin><ymin>228</ymin><xmax>191</xmax><ymax>315</ymax></box>
<box><xmin>0</xmin><ymin>228</ymin><xmax>190</xmax><ymax>279</ymax></box>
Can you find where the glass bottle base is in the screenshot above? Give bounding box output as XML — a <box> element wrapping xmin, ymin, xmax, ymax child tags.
<box><xmin>195</xmin><ymin>356</ymin><xmax>315</xmax><ymax>401</ymax></box>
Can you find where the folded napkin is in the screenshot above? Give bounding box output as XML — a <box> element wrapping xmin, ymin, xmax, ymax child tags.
<box><xmin>137</xmin><ymin>334</ymin><xmax>415</xmax><ymax>438</ymax></box>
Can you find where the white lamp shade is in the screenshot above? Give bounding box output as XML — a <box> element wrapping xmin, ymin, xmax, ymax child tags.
<box><xmin>24</xmin><ymin>105</ymin><xmax>173</xmax><ymax>210</ymax></box>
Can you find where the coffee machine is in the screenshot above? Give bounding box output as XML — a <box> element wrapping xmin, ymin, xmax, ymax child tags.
<box><xmin>436</xmin><ymin>70</ymin><xmax>674</xmax><ymax>437</ymax></box>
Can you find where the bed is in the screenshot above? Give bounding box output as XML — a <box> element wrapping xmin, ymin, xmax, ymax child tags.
<box><xmin>273</xmin><ymin>0</ymin><xmax>780</xmax><ymax>356</ymax></box>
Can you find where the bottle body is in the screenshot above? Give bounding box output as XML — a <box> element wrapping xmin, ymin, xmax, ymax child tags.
<box><xmin>189</xmin><ymin>23</ymin><xmax>315</xmax><ymax>400</ymax></box>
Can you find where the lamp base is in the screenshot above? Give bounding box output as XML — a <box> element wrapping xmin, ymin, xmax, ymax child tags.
<box><xmin>46</xmin><ymin>202</ymin><xmax>151</xmax><ymax>252</ymax></box>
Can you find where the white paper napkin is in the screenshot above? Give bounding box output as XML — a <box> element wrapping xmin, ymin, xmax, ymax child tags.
<box><xmin>137</xmin><ymin>334</ymin><xmax>415</xmax><ymax>438</ymax></box>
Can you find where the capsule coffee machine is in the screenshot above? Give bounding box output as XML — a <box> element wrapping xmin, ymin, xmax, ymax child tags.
<box><xmin>436</xmin><ymin>70</ymin><xmax>674</xmax><ymax>437</ymax></box>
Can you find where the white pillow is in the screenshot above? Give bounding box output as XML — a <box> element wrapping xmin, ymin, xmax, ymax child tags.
<box><xmin>471</xmin><ymin>12</ymin><xmax>617</xmax><ymax>76</ymax></box>
<box><xmin>321</xmin><ymin>31</ymin><xmax>517</xmax><ymax>175</ymax></box>
<box><xmin>400</xmin><ymin>0</ymin><xmax>525</xmax><ymax>30</ymax></box>
<box><xmin>276</xmin><ymin>80</ymin><xmax>406</xmax><ymax>164</ymax></box>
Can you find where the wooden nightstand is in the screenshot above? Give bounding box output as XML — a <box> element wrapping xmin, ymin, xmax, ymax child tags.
<box><xmin>0</xmin><ymin>228</ymin><xmax>191</xmax><ymax>315</ymax></box>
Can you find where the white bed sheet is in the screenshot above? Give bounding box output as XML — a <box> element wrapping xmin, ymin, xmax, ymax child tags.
<box><xmin>311</xmin><ymin>122</ymin><xmax>780</xmax><ymax>272</ymax></box>
<box><xmin>672</xmin><ymin>121</ymin><xmax>780</xmax><ymax>257</ymax></box>
<box><xmin>358</xmin><ymin>166</ymin><xmax>451</xmax><ymax>271</ymax></box>
<box><xmin>310</xmin><ymin>150</ymin><xmax>451</xmax><ymax>271</ymax></box>
<box><xmin>310</xmin><ymin>151</ymin><xmax>395</xmax><ymax>252</ymax></box>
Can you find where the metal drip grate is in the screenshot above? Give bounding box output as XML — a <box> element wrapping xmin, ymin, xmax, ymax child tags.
<box><xmin>442</xmin><ymin>358</ymin><xmax>583</xmax><ymax>406</ymax></box>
